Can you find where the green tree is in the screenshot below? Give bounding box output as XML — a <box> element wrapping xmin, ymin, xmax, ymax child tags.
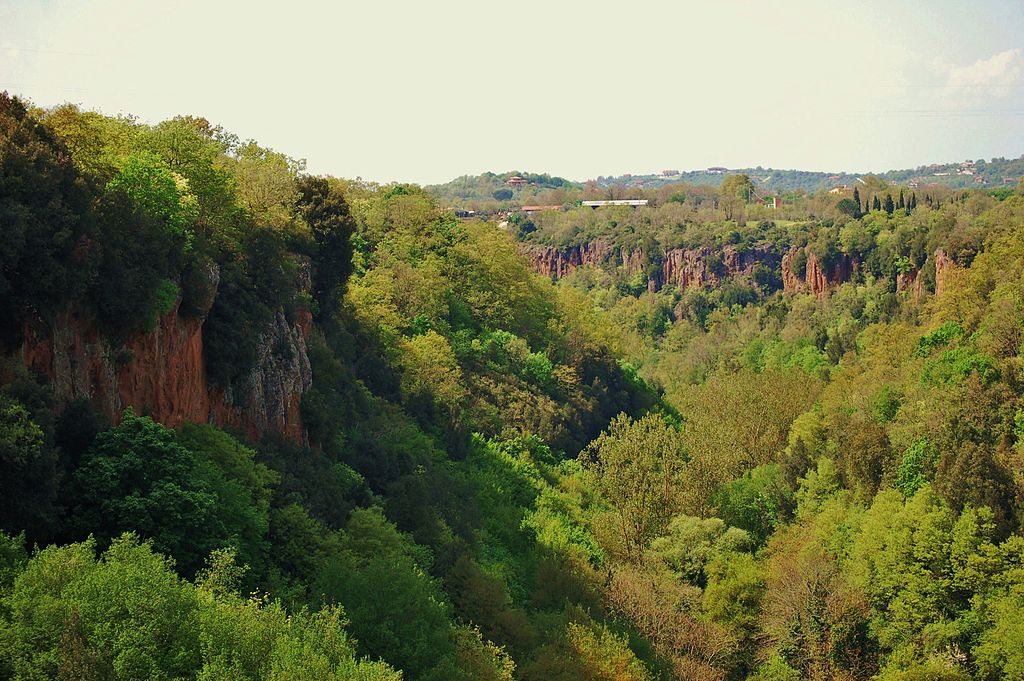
<box><xmin>713</xmin><ymin>464</ymin><xmax>792</xmax><ymax>545</ymax></box>
<box><xmin>703</xmin><ymin>552</ymin><xmax>766</xmax><ymax>673</ymax></box>
<box><xmin>0</xmin><ymin>93</ymin><xmax>95</xmax><ymax>346</ymax></box>
<box><xmin>884</xmin><ymin>193</ymin><xmax>895</xmax><ymax>215</ymax></box>
<box><xmin>580</xmin><ymin>413</ymin><xmax>685</xmax><ymax>561</ymax></box>
<box><xmin>0</xmin><ymin>395</ymin><xmax>59</xmax><ymax>541</ymax></box>
<box><xmin>229</xmin><ymin>141</ymin><xmax>303</xmax><ymax>231</ymax></box>
<box><xmin>836</xmin><ymin>197</ymin><xmax>860</xmax><ymax>217</ymax></box>
<box><xmin>720</xmin><ymin>174</ymin><xmax>754</xmax><ymax>200</ymax></box>
<box><xmin>296</xmin><ymin>176</ymin><xmax>356</xmax><ymax>322</ymax></box>
<box><xmin>1</xmin><ymin>535</ymin><xmax>202</xmax><ymax>680</ymax></box>
<box><xmin>648</xmin><ymin>514</ymin><xmax>751</xmax><ymax>583</ymax></box>
<box><xmin>1</xmin><ymin>534</ymin><xmax>401</xmax><ymax>681</ymax></box>
<box><xmin>312</xmin><ymin>508</ymin><xmax>459</xmax><ymax>679</ymax></box>
<box><xmin>69</xmin><ymin>411</ymin><xmax>225</xmax><ymax>575</ymax></box>
<box><xmin>106</xmin><ymin>149</ymin><xmax>197</xmax><ymax>246</ymax></box>
<box><xmin>894</xmin><ymin>438</ymin><xmax>939</xmax><ymax>498</ymax></box>
<box><xmin>176</xmin><ymin>424</ymin><xmax>278</xmax><ymax>588</ymax></box>
<box><xmin>976</xmin><ymin>586</ymin><xmax>1024</xmax><ymax>678</ymax></box>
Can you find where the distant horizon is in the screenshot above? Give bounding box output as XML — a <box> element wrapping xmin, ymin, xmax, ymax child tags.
<box><xmin>3</xmin><ymin>0</ymin><xmax>1024</xmax><ymax>184</ymax></box>
<box><xmin>4</xmin><ymin>85</ymin><xmax>1022</xmax><ymax>187</ymax></box>
<box><xmin>428</xmin><ymin>153</ymin><xmax>1024</xmax><ymax>186</ymax></box>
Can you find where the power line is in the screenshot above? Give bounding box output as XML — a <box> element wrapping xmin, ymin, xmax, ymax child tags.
<box><xmin>0</xmin><ymin>45</ymin><xmax>101</xmax><ymax>58</ymax></box>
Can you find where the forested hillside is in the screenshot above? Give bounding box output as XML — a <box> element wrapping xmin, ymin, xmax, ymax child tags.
<box><xmin>427</xmin><ymin>158</ymin><xmax>1024</xmax><ymax>210</ymax></box>
<box><xmin>3</xmin><ymin>91</ymin><xmax>1024</xmax><ymax>680</ymax></box>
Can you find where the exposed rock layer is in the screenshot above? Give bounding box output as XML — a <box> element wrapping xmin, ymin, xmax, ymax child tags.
<box><xmin>519</xmin><ymin>242</ymin><xmax>780</xmax><ymax>293</ymax></box>
<box><xmin>16</xmin><ymin>266</ymin><xmax>311</xmax><ymax>443</ymax></box>
<box><xmin>781</xmin><ymin>248</ymin><xmax>856</xmax><ymax>298</ymax></box>
<box><xmin>933</xmin><ymin>249</ymin><xmax>955</xmax><ymax>296</ymax></box>
<box><xmin>522</xmin><ymin>239</ymin><xmax>954</xmax><ymax>303</ymax></box>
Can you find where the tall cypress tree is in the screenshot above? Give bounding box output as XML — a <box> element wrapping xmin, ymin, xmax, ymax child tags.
<box><xmin>872</xmin><ymin>196</ymin><xmax>881</xmax><ymax>211</ymax></box>
<box><xmin>853</xmin><ymin>187</ymin><xmax>862</xmax><ymax>213</ymax></box>
<box><xmin>898</xmin><ymin>190</ymin><xmax>905</xmax><ymax>209</ymax></box>
<box><xmin>884</xmin><ymin>194</ymin><xmax>895</xmax><ymax>215</ymax></box>
<box><xmin>909</xmin><ymin>193</ymin><xmax>917</xmax><ymax>210</ymax></box>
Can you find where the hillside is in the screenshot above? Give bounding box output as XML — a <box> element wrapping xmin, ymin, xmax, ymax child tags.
<box><xmin>427</xmin><ymin>157</ymin><xmax>1024</xmax><ymax>208</ymax></box>
<box><xmin>3</xmin><ymin>92</ymin><xmax>1024</xmax><ymax>681</ymax></box>
<box><xmin>425</xmin><ymin>171</ymin><xmax>581</xmax><ymax>210</ymax></box>
<box><xmin>594</xmin><ymin>156</ymin><xmax>1024</xmax><ymax>192</ymax></box>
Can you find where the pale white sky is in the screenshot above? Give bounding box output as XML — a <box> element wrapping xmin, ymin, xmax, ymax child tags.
<box><xmin>2</xmin><ymin>0</ymin><xmax>1024</xmax><ymax>184</ymax></box>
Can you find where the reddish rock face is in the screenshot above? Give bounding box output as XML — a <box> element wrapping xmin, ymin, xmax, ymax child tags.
<box><xmin>806</xmin><ymin>251</ymin><xmax>853</xmax><ymax>298</ymax></box>
<box><xmin>895</xmin><ymin>264</ymin><xmax>931</xmax><ymax>301</ymax></box>
<box><xmin>521</xmin><ymin>242</ymin><xmax>779</xmax><ymax>293</ymax></box>
<box><xmin>896</xmin><ymin>268</ymin><xmax>919</xmax><ymax>296</ymax></box>
<box><xmin>519</xmin><ymin>241</ymin><xmax>617</xmax><ymax>279</ymax></box>
<box><xmin>934</xmin><ymin>249</ymin><xmax>955</xmax><ymax>296</ymax></box>
<box><xmin>17</xmin><ymin>269</ymin><xmax>311</xmax><ymax>444</ymax></box>
<box><xmin>660</xmin><ymin>248</ymin><xmax>714</xmax><ymax>291</ymax></box>
<box><xmin>622</xmin><ymin>248</ymin><xmax>646</xmax><ymax>277</ymax></box>
<box><xmin>524</xmin><ymin>239</ymin><xmax>949</xmax><ymax>302</ymax></box>
<box><xmin>781</xmin><ymin>248</ymin><xmax>803</xmax><ymax>293</ymax></box>
<box><xmin>782</xmin><ymin>247</ymin><xmax>854</xmax><ymax>297</ymax></box>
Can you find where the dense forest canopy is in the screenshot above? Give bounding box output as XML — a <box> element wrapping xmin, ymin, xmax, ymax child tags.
<box><xmin>2</xmin><ymin>91</ymin><xmax>1024</xmax><ymax>680</ymax></box>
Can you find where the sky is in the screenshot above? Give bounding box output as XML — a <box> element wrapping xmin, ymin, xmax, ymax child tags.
<box><xmin>2</xmin><ymin>0</ymin><xmax>1024</xmax><ymax>184</ymax></box>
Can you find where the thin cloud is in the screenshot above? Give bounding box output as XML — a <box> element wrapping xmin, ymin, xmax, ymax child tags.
<box><xmin>945</xmin><ymin>48</ymin><xmax>1024</xmax><ymax>102</ymax></box>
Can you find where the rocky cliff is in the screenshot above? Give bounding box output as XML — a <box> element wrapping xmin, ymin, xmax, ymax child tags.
<box><xmin>660</xmin><ymin>244</ymin><xmax>779</xmax><ymax>292</ymax></box>
<box><xmin>519</xmin><ymin>242</ymin><xmax>779</xmax><ymax>293</ymax></box>
<box><xmin>893</xmin><ymin>249</ymin><xmax>957</xmax><ymax>299</ymax></box>
<box><xmin>519</xmin><ymin>241</ymin><xmax>643</xmax><ymax>279</ymax></box>
<box><xmin>523</xmin><ymin>239</ymin><xmax>954</xmax><ymax>302</ymax></box>
<box><xmin>896</xmin><ymin>268</ymin><xmax>925</xmax><ymax>299</ymax></box>
<box><xmin>933</xmin><ymin>249</ymin><xmax>956</xmax><ymax>296</ymax></box>
<box><xmin>17</xmin><ymin>264</ymin><xmax>312</xmax><ymax>443</ymax></box>
<box><xmin>781</xmin><ymin>247</ymin><xmax>856</xmax><ymax>297</ymax></box>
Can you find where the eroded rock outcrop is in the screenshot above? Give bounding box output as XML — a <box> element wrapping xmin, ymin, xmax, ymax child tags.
<box><xmin>782</xmin><ymin>247</ymin><xmax>855</xmax><ymax>297</ymax></box>
<box><xmin>18</xmin><ymin>264</ymin><xmax>312</xmax><ymax>443</ymax></box>
<box><xmin>780</xmin><ymin>249</ymin><xmax>803</xmax><ymax>293</ymax></box>
<box><xmin>209</xmin><ymin>309</ymin><xmax>311</xmax><ymax>442</ymax></box>
<box><xmin>660</xmin><ymin>244</ymin><xmax>779</xmax><ymax>293</ymax></box>
<box><xmin>895</xmin><ymin>268</ymin><xmax>925</xmax><ymax>299</ymax></box>
<box><xmin>521</xmin><ymin>242</ymin><xmax>779</xmax><ymax>293</ymax></box>
<box><xmin>519</xmin><ymin>241</ymin><xmax>618</xmax><ymax>279</ymax></box>
<box><xmin>933</xmin><ymin>249</ymin><xmax>956</xmax><ymax>296</ymax></box>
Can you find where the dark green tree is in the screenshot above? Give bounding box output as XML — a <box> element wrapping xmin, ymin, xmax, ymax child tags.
<box><xmin>176</xmin><ymin>423</ymin><xmax>278</xmax><ymax>588</ymax></box>
<box><xmin>883</xmin><ymin>193</ymin><xmax>895</xmax><ymax>215</ymax></box>
<box><xmin>0</xmin><ymin>93</ymin><xmax>95</xmax><ymax>348</ymax></box>
<box><xmin>0</xmin><ymin>396</ymin><xmax>59</xmax><ymax>541</ymax></box>
<box><xmin>295</xmin><ymin>176</ymin><xmax>356</xmax><ymax>323</ymax></box>
<box><xmin>836</xmin><ymin>198</ymin><xmax>860</xmax><ymax>218</ymax></box>
<box><xmin>313</xmin><ymin>508</ymin><xmax>459</xmax><ymax>678</ymax></box>
<box><xmin>69</xmin><ymin>410</ymin><xmax>225</xmax><ymax>575</ymax></box>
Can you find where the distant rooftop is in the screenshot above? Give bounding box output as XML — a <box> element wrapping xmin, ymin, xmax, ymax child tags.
<box><xmin>581</xmin><ymin>200</ymin><xmax>649</xmax><ymax>208</ymax></box>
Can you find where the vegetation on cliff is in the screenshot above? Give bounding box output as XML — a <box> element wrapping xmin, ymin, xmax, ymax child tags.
<box><xmin>3</xmin><ymin>92</ymin><xmax>1024</xmax><ymax>680</ymax></box>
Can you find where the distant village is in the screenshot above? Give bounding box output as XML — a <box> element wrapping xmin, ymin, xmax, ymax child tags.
<box><xmin>444</xmin><ymin>158</ymin><xmax>1023</xmax><ymax>218</ymax></box>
